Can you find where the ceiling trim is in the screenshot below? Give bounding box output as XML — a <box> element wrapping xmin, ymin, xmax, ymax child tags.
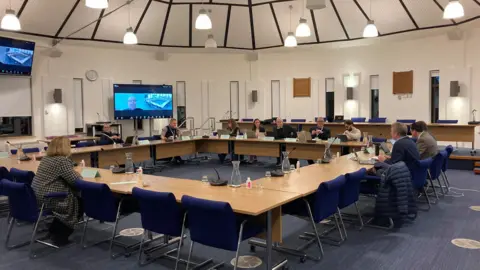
<box><xmin>474</xmin><ymin>0</ymin><xmax>480</xmax><ymax>7</ymax></box>
<box><xmin>432</xmin><ymin>0</ymin><xmax>456</xmax><ymax>24</ymax></box>
<box><xmin>270</xmin><ymin>3</ymin><xmax>284</xmax><ymax>45</ymax></box>
<box><xmin>353</xmin><ymin>0</ymin><xmax>382</xmax><ymax>36</ymax></box>
<box><xmin>248</xmin><ymin>0</ymin><xmax>256</xmax><ymax>49</ymax></box>
<box><xmin>330</xmin><ymin>0</ymin><xmax>349</xmax><ymax>40</ymax></box>
<box><xmin>159</xmin><ymin>0</ymin><xmax>173</xmax><ymax>45</ymax></box>
<box><xmin>55</xmin><ymin>0</ymin><xmax>81</xmax><ymax>37</ymax></box>
<box><xmin>91</xmin><ymin>9</ymin><xmax>105</xmax><ymax>39</ymax></box>
<box><xmin>310</xmin><ymin>9</ymin><xmax>320</xmax><ymax>43</ymax></box>
<box><xmin>17</xmin><ymin>0</ymin><xmax>30</xmax><ymax>18</ymax></box>
<box><xmin>398</xmin><ymin>0</ymin><xmax>419</xmax><ymax>29</ymax></box>
<box><xmin>224</xmin><ymin>5</ymin><xmax>232</xmax><ymax>47</ymax></box>
<box><xmin>135</xmin><ymin>0</ymin><xmax>153</xmax><ymax>34</ymax></box>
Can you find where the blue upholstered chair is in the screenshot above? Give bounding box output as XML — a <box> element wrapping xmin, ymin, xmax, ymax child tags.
<box><xmin>181</xmin><ymin>195</ymin><xmax>265</xmax><ymax>270</ymax></box>
<box><xmin>371</xmin><ymin>137</ymin><xmax>387</xmax><ymax>143</ymax></box>
<box><xmin>351</xmin><ymin>117</ymin><xmax>366</xmax><ymax>123</ymax></box>
<box><xmin>2</xmin><ymin>179</ymin><xmax>67</xmax><ymax>258</ymax></box>
<box><xmin>340</xmin><ymin>169</ymin><xmax>367</xmax><ymax>229</ymax></box>
<box><xmin>132</xmin><ymin>188</ymin><xmax>185</xmax><ymax>268</ymax></box>
<box><xmin>9</xmin><ymin>168</ymin><xmax>35</xmax><ymax>185</ymax></box>
<box><xmin>291</xmin><ymin>119</ymin><xmax>306</xmax><ymax>123</ymax></box>
<box><xmin>0</xmin><ymin>166</ymin><xmax>11</xmax><ymax>181</ymax></box>
<box><xmin>411</xmin><ymin>158</ymin><xmax>433</xmax><ymax>209</ymax></box>
<box><xmin>241</xmin><ymin>118</ymin><xmax>254</xmax><ymax>122</ymax></box>
<box><xmin>152</xmin><ymin>135</ymin><xmax>162</xmax><ymax>140</ymax></box>
<box><xmin>428</xmin><ymin>152</ymin><xmax>448</xmax><ymax>199</ymax></box>
<box><xmin>436</xmin><ymin>120</ymin><xmax>458</xmax><ymax>124</ymax></box>
<box><xmin>314</xmin><ymin>117</ymin><xmax>326</xmax><ymax>122</ymax></box>
<box><xmin>368</xmin><ymin>118</ymin><xmax>387</xmax><ymax>123</ymax></box>
<box><xmin>22</xmin><ymin>147</ymin><xmax>40</xmax><ymax>154</ymax></box>
<box><xmin>442</xmin><ymin>145</ymin><xmax>453</xmax><ymax>187</ymax></box>
<box><xmin>397</xmin><ymin>119</ymin><xmax>415</xmax><ymax>124</ymax></box>
<box><xmin>76</xmin><ymin>141</ymin><xmax>95</xmax><ymax>148</ymax></box>
<box><xmin>138</xmin><ymin>136</ymin><xmax>155</xmax><ymax>141</ymax></box>
<box><xmin>75</xmin><ymin>179</ymin><xmax>128</xmax><ymax>258</ymax></box>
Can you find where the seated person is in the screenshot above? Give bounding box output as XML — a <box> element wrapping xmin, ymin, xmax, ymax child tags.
<box><xmin>371</xmin><ymin>122</ymin><xmax>420</xmax><ymax>176</ymax></box>
<box><xmin>31</xmin><ymin>137</ymin><xmax>82</xmax><ymax>246</ymax></box>
<box><xmin>343</xmin><ymin>120</ymin><xmax>362</xmax><ymax>141</ymax></box>
<box><xmin>161</xmin><ymin>118</ymin><xmax>184</xmax><ymax>164</ymax></box>
<box><xmin>411</xmin><ymin>121</ymin><xmax>438</xmax><ymax>159</ymax></box>
<box><xmin>249</xmin><ymin>118</ymin><xmax>266</xmax><ymax>163</ymax></box>
<box><xmin>219</xmin><ymin>119</ymin><xmax>241</xmax><ymax>163</ymax></box>
<box><xmin>100</xmin><ymin>123</ymin><xmax>123</xmax><ymax>144</ymax></box>
<box><xmin>273</xmin><ymin>117</ymin><xmax>297</xmax><ymax>166</ymax></box>
<box><xmin>309</xmin><ymin>117</ymin><xmax>331</xmax><ymax>140</ymax></box>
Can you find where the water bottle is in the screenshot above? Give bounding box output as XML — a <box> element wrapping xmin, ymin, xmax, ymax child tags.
<box><xmin>80</xmin><ymin>159</ymin><xmax>86</xmax><ymax>167</ymax></box>
<box><xmin>230</xmin><ymin>161</ymin><xmax>242</xmax><ymax>188</ymax></box>
<box><xmin>281</xmin><ymin>151</ymin><xmax>291</xmax><ymax>174</ymax></box>
<box><xmin>125</xmin><ymin>152</ymin><xmax>135</xmax><ymax>174</ymax></box>
<box><xmin>246</xmin><ymin>177</ymin><xmax>252</xmax><ymax>189</ymax></box>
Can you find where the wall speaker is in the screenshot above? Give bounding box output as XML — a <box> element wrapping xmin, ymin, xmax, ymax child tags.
<box><xmin>246</xmin><ymin>52</ymin><xmax>258</xmax><ymax>62</ymax></box>
<box><xmin>346</xmin><ymin>87</ymin><xmax>354</xmax><ymax>100</ymax></box>
<box><xmin>135</xmin><ymin>119</ymin><xmax>143</xmax><ymax>130</ymax></box>
<box><xmin>251</xmin><ymin>90</ymin><xmax>258</xmax><ymax>102</ymax></box>
<box><xmin>53</xmin><ymin>88</ymin><xmax>62</xmax><ymax>103</ymax></box>
<box><xmin>306</xmin><ymin>0</ymin><xmax>326</xmax><ymax>9</ymax></box>
<box><xmin>155</xmin><ymin>52</ymin><xmax>168</xmax><ymax>61</ymax></box>
<box><xmin>447</xmin><ymin>29</ymin><xmax>463</xmax><ymax>41</ymax></box>
<box><xmin>450</xmin><ymin>81</ymin><xmax>460</xmax><ymax>97</ymax></box>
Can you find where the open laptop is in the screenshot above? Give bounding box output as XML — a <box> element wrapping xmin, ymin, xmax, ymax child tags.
<box><xmin>246</xmin><ymin>130</ymin><xmax>256</xmax><ymax>139</ymax></box>
<box><xmin>336</xmin><ymin>134</ymin><xmax>348</xmax><ymax>142</ymax></box>
<box><xmin>353</xmin><ymin>151</ymin><xmax>376</xmax><ymax>165</ymax></box>
<box><xmin>297</xmin><ymin>131</ymin><xmax>312</xmax><ymax>143</ymax></box>
<box><xmin>123</xmin><ymin>136</ymin><xmax>136</xmax><ymax>147</ymax></box>
<box><xmin>217</xmin><ymin>129</ymin><xmax>230</xmax><ymax>136</ymax></box>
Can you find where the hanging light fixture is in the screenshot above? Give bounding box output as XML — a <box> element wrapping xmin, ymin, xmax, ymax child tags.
<box><xmin>295</xmin><ymin>0</ymin><xmax>311</xmax><ymax>37</ymax></box>
<box><xmin>443</xmin><ymin>0</ymin><xmax>464</xmax><ymax>19</ymax></box>
<box><xmin>362</xmin><ymin>0</ymin><xmax>378</xmax><ymax>38</ymax></box>
<box><xmin>285</xmin><ymin>5</ymin><xmax>297</xmax><ymax>47</ymax></box>
<box><xmin>205</xmin><ymin>34</ymin><xmax>217</xmax><ymax>48</ymax></box>
<box><xmin>123</xmin><ymin>3</ymin><xmax>137</xmax><ymax>45</ymax></box>
<box><xmin>1</xmin><ymin>1</ymin><xmax>21</xmax><ymax>31</ymax></box>
<box><xmin>195</xmin><ymin>6</ymin><xmax>212</xmax><ymax>30</ymax></box>
<box><xmin>86</xmin><ymin>0</ymin><xmax>109</xmax><ymax>9</ymax></box>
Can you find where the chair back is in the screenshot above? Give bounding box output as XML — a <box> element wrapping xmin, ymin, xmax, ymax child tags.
<box><xmin>312</xmin><ymin>175</ymin><xmax>346</xmax><ymax>222</ymax></box>
<box><xmin>371</xmin><ymin>137</ymin><xmax>387</xmax><ymax>143</ymax></box>
<box><xmin>181</xmin><ymin>195</ymin><xmax>239</xmax><ymax>251</ymax></box>
<box><xmin>1</xmin><ymin>179</ymin><xmax>40</xmax><ymax>222</ymax></box>
<box><xmin>132</xmin><ymin>188</ymin><xmax>184</xmax><ymax>237</ymax></box>
<box><xmin>351</xmin><ymin>117</ymin><xmax>366</xmax><ymax>123</ymax></box>
<box><xmin>75</xmin><ymin>179</ymin><xmax>118</xmax><ymax>222</ymax></box>
<box><xmin>436</xmin><ymin>120</ymin><xmax>458</xmax><ymax>124</ymax></box>
<box><xmin>397</xmin><ymin>119</ymin><xmax>415</xmax><ymax>124</ymax></box>
<box><xmin>411</xmin><ymin>158</ymin><xmax>432</xmax><ymax>189</ymax></box>
<box><xmin>429</xmin><ymin>152</ymin><xmax>446</xmax><ymax>179</ymax></box>
<box><xmin>339</xmin><ymin>169</ymin><xmax>366</xmax><ymax>209</ymax></box>
<box><xmin>241</xmin><ymin>118</ymin><xmax>254</xmax><ymax>122</ymax></box>
<box><xmin>291</xmin><ymin>119</ymin><xmax>306</xmax><ymax>123</ymax></box>
<box><xmin>9</xmin><ymin>168</ymin><xmax>35</xmax><ymax>185</ymax></box>
<box><xmin>0</xmin><ymin>166</ymin><xmax>11</xmax><ymax>181</ymax></box>
<box><xmin>76</xmin><ymin>141</ymin><xmax>95</xmax><ymax>148</ymax></box>
<box><xmin>23</xmin><ymin>147</ymin><xmax>40</xmax><ymax>154</ymax></box>
<box><xmin>138</xmin><ymin>136</ymin><xmax>155</xmax><ymax>141</ymax></box>
<box><xmin>368</xmin><ymin>118</ymin><xmax>387</xmax><ymax>123</ymax></box>
<box><xmin>443</xmin><ymin>145</ymin><xmax>453</xmax><ymax>172</ymax></box>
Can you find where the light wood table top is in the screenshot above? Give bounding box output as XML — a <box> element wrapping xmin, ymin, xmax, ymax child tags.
<box><xmin>41</xmin><ymin>136</ymin><xmax>99</xmax><ymax>143</ymax></box>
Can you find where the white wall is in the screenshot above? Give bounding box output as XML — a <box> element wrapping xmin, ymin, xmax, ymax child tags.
<box><xmin>2</xmin><ymin>26</ymin><xmax>480</xmax><ymax>148</ymax></box>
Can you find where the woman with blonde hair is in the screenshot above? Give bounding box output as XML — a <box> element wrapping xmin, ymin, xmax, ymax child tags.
<box><xmin>32</xmin><ymin>136</ymin><xmax>82</xmax><ymax>246</ymax></box>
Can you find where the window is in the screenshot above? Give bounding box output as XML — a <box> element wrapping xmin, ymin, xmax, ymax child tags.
<box><xmin>430</xmin><ymin>71</ymin><xmax>440</xmax><ymax>123</ymax></box>
<box><xmin>325</xmin><ymin>78</ymin><xmax>335</xmax><ymax>122</ymax></box>
<box><xmin>0</xmin><ymin>76</ymin><xmax>32</xmax><ymax>136</ymax></box>
<box><xmin>230</xmin><ymin>81</ymin><xmax>239</xmax><ymax>119</ymax></box>
<box><xmin>271</xmin><ymin>80</ymin><xmax>280</xmax><ymax>118</ymax></box>
<box><xmin>370</xmin><ymin>75</ymin><xmax>379</xmax><ymax>118</ymax></box>
<box><xmin>176</xmin><ymin>81</ymin><xmax>186</xmax><ymax>128</ymax></box>
<box><xmin>73</xmin><ymin>78</ymin><xmax>84</xmax><ymax>132</ymax></box>
<box><xmin>0</xmin><ymin>117</ymin><xmax>32</xmax><ymax>136</ymax></box>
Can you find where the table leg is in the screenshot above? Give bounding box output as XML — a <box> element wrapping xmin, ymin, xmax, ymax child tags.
<box><xmin>266</xmin><ymin>210</ymin><xmax>272</xmax><ymax>269</ymax></box>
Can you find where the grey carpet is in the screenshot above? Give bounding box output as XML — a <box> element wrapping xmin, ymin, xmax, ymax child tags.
<box><xmin>1</xmin><ymin>156</ymin><xmax>479</xmax><ymax>270</ymax></box>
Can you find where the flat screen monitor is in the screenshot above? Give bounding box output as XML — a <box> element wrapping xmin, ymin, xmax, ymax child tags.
<box><xmin>113</xmin><ymin>84</ymin><xmax>173</xmax><ymax>120</ymax></box>
<box><xmin>0</xmin><ymin>36</ymin><xmax>35</xmax><ymax>76</ymax></box>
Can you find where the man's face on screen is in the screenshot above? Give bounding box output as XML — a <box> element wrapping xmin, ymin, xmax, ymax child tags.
<box><xmin>128</xmin><ymin>96</ymin><xmax>137</xmax><ymax>110</ymax></box>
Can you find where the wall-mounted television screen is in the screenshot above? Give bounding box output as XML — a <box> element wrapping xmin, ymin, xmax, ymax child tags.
<box><xmin>113</xmin><ymin>84</ymin><xmax>173</xmax><ymax>120</ymax></box>
<box><xmin>0</xmin><ymin>36</ymin><xmax>35</xmax><ymax>76</ymax></box>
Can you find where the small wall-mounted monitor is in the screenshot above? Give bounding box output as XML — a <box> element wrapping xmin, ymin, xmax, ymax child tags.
<box><xmin>113</xmin><ymin>84</ymin><xmax>173</xmax><ymax>120</ymax></box>
<box><xmin>0</xmin><ymin>36</ymin><xmax>35</xmax><ymax>76</ymax></box>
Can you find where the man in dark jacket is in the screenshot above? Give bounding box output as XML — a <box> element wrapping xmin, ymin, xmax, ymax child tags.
<box><xmin>309</xmin><ymin>117</ymin><xmax>331</xmax><ymax>140</ymax></box>
<box><xmin>273</xmin><ymin>117</ymin><xmax>297</xmax><ymax>166</ymax></box>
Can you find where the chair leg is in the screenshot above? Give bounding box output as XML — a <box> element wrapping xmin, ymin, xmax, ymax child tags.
<box><xmin>234</xmin><ymin>221</ymin><xmax>246</xmax><ymax>270</ymax></box>
<box><xmin>175</xmin><ymin>213</ymin><xmax>187</xmax><ymax>270</ymax></box>
<box><xmin>81</xmin><ymin>217</ymin><xmax>90</xmax><ymax>248</ymax></box>
<box><xmin>137</xmin><ymin>229</ymin><xmax>147</xmax><ymax>266</ymax></box>
<box><xmin>427</xmin><ymin>171</ymin><xmax>439</xmax><ymax>200</ymax></box>
<box><xmin>422</xmin><ymin>188</ymin><xmax>432</xmax><ymax>210</ymax></box>
<box><xmin>436</xmin><ymin>178</ymin><xmax>445</xmax><ymax>196</ymax></box>
<box><xmin>186</xmin><ymin>241</ymin><xmax>194</xmax><ymax>270</ymax></box>
<box><xmin>354</xmin><ymin>202</ymin><xmax>364</xmax><ymax>230</ymax></box>
<box><xmin>333</xmin><ymin>214</ymin><xmax>344</xmax><ymax>241</ymax></box>
<box><xmin>4</xmin><ymin>217</ymin><xmax>15</xmax><ymax>249</ymax></box>
<box><xmin>441</xmin><ymin>171</ymin><xmax>450</xmax><ymax>188</ymax></box>
<box><xmin>336</xmin><ymin>208</ymin><xmax>347</xmax><ymax>239</ymax></box>
<box><xmin>109</xmin><ymin>200</ymin><xmax>123</xmax><ymax>259</ymax></box>
<box><xmin>304</xmin><ymin>199</ymin><xmax>324</xmax><ymax>259</ymax></box>
<box><xmin>29</xmin><ymin>204</ymin><xmax>45</xmax><ymax>258</ymax></box>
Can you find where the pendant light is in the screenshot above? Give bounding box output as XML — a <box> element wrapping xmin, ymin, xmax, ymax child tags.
<box><xmin>205</xmin><ymin>34</ymin><xmax>217</xmax><ymax>48</ymax></box>
<box><xmin>86</xmin><ymin>0</ymin><xmax>109</xmax><ymax>9</ymax></box>
<box><xmin>284</xmin><ymin>6</ymin><xmax>297</xmax><ymax>47</ymax></box>
<box><xmin>362</xmin><ymin>0</ymin><xmax>378</xmax><ymax>38</ymax></box>
<box><xmin>195</xmin><ymin>1</ymin><xmax>212</xmax><ymax>30</ymax></box>
<box><xmin>295</xmin><ymin>0</ymin><xmax>311</xmax><ymax>37</ymax></box>
<box><xmin>443</xmin><ymin>0</ymin><xmax>464</xmax><ymax>19</ymax></box>
<box><xmin>1</xmin><ymin>1</ymin><xmax>21</xmax><ymax>31</ymax></box>
<box><xmin>123</xmin><ymin>3</ymin><xmax>137</xmax><ymax>45</ymax></box>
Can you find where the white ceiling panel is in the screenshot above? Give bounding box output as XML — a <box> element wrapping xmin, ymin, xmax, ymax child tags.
<box><xmin>251</xmin><ymin>0</ymin><xmax>275</xmax><ymax>4</ymax></box>
<box><xmin>136</xmin><ymin>1</ymin><xmax>168</xmax><ymax>45</ymax></box>
<box><xmin>253</xmin><ymin>4</ymin><xmax>283</xmax><ymax>47</ymax></box>
<box><xmin>96</xmin><ymin>0</ymin><xmax>149</xmax><ymax>41</ymax></box>
<box><xmin>163</xmin><ymin>5</ymin><xmax>189</xmax><ymax>46</ymax></box>
<box><xmin>20</xmin><ymin>0</ymin><xmax>76</xmax><ymax>36</ymax></box>
<box><xmin>357</xmin><ymin>0</ymin><xmax>415</xmax><ymax>33</ymax></box>
<box><xmin>213</xmin><ymin>0</ymin><xmax>248</xmax><ymax>5</ymax></box>
<box><xmin>334</xmin><ymin>0</ymin><xmax>367</xmax><ymax>39</ymax></box>
<box><xmin>58</xmin><ymin>2</ymin><xmax>102</xmax><ymax>38</ymax></box>
<box><xmin>313</xmin><ymin>3</ymin><xmax>348</xmax><ymax>41</ymax></box>
<box><xmin>227</xmin><ymin>6</ymin><xmax>252</xmax><ymax>48</ymax></box>
<box><xmin>192</xmin><ymin>4</ymin><xmax>228</xmax><ymax>47</ymax></box>
<box><xmin>403</xmin><ymin>0</ymin><xmax>453</xmax><ymax>28</ymax></box>
<box><xmin>273</xmin><ymin>1</ymin><xmax>317</xmax><ymax>44</ymax></box>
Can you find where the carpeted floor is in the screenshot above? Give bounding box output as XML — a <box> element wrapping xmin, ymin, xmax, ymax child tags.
<box><xmin>1</xmin><ymin>156</ymin><xmax>479</xmax><ymax>270</ymax></box>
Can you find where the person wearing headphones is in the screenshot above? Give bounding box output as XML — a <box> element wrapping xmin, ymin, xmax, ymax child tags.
<box><xmin>161</xmin><ymin>118</ymin><xmax>184</xmax><ymax>164</ymax></box>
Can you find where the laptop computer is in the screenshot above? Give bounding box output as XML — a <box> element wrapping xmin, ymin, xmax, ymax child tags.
<box><xmin>297</xmin><ymin>131</ymin><xmax>312</xmax><ymax>143</ymax></box>
<box><xmin>123</xmin><ymin>136</ymin><xmax>136</xmax><ymax>147</ymax></box>
<box><xmin>353</xmin><ymin>151</ymin><xmax>376</xmax><ymax>165</ymax></box>
<box><xmin>217</xmin><ymin>129</ymin><xmax>231</xmax><ymax>136</ymax></box>
<box><xmin>246</xmin><ymin>130</ymin><xmax>257</xmax><ymax>139</ymax></box>
<box><xmin>334</xmin><ymin>115</ymin><xmax>344</xmax><ymax>122</ymax></box>
<box><xmin>336</xmin><ymin>134</ymin><xmax>348</xmax><ymax>142</ymax></box>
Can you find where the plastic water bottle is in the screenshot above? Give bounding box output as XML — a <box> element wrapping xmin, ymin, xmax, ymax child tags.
<box><xmin>246</xmin><ymin>177</ymin><xmax>252</xmax><ymax>189</ymax></box>
<box><xmin>137</xmin><ymin>166</ymin><xmax>147</xmax><ymax>187</ymax></box>
<box><xmin>80</xmin><ymin>159</ymin><xmax>86</xmax><ymax>167</ymax></box>
<box><xmin>296</xmin><ymin>160</ymin><xmax>300</xmax><ymax>172</ymax></box>
<box><xmin>32</xmin><ymin>154</ymin><xmax>36</xmax><ymax>161</ymax></box>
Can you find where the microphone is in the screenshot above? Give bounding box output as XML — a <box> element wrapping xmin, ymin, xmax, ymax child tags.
<box><xmin>287</xmin><ymin>147</ymin><xmax>297</xmax><ymax>156</ymax></box>
<box><xmin>99</xmin><ymin>132</ymin><xmax>117</xmax><ymax>146</ymax></box>
<box><xmin>222</xmin><ymin>110</ymin><xmax>230</xmax><ymax>119</ymax></box>
<box><xmin>210</xmin><ymin>168</ymin><xmax>228</xmax><ymax>186</ymax></box>
<box><xmin>96</xmin><ymin>112</ymin><xmax>101</xmax><ymax>122</ymax></box>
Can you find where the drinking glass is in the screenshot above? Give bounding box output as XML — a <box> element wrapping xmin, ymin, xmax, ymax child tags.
<box><xmin>290</xmin><ymin>164</ymin><xmax>296</xmax><ymax>172</ymax></box>
<box><xmin>265</xmin><ymin>171</ymin><xmax>271</xmax><ymax>178</ymax></box>
<box><xmin>201</xmin><ymin>175</ymin><xmax>209</xmax><ymax>183</ymax></box>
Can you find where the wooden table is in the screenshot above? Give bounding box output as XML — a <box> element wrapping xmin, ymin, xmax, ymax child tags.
<box><xmin>97</xmin><ymin>144</ymin><xmax>152</xmax><ymax>168</ymax></box>
<box><xmin>41</xmin><ymin>136</ymin><xmax>99</xmax><ymax>144</ymax></box>
<box><xmin>222</xmin><ymin>120</ymin><xmax>478</xmax><ymax>148</ymax></box>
